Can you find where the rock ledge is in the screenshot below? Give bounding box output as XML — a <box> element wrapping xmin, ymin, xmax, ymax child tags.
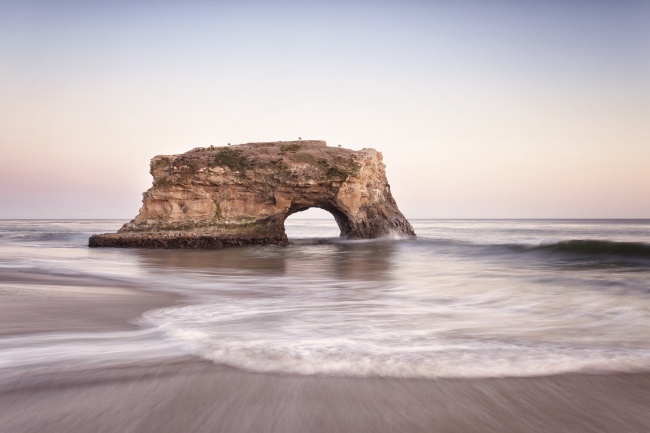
<box><xmin>89</xmin><ymin>140</ymin><xmax>415</xmax><ymax>248</ymax></box>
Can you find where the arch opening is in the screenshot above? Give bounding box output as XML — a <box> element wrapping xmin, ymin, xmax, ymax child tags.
<box><xmin>283</xmin><ymin>207</ymin><xmax>343</xmax><ymax>240</ymax></box>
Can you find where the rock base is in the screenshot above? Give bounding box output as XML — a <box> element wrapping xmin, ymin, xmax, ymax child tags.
<box><xmin>89</xmin><ymin>233</ymin><xmax>288</xmax><ymax>249</ymax></box>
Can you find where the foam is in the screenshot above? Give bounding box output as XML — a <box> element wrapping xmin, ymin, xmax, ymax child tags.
<box><xmin>143</xmin><ymin>299</ymin><xmax>650</xmax><ymax>379</ymax></box>
<box><xmin>0</xmin><ymin>329</ymin><xmax>185</xmax><ymax>378</ymax></box>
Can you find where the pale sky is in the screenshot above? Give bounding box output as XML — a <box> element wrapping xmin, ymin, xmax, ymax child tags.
<box><xmin>1</xmin><ymin>0</ymin><xmax>648</xmax><ymax>219</ymax></box>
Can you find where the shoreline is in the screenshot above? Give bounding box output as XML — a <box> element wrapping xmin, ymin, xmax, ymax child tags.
<box><xmin>1</xmin><ymin>269</ymin><xmax>649</xmax><ymax>432</ymax></box>
<box><xmin>1</xmin><ymin>358</ymin><xmax>649</xmax><ymax>433</ymax></box>
<box><xmin>0</xmin><ymin>270</ymin><xmax>184</xmax><ymax>336</ymax></box>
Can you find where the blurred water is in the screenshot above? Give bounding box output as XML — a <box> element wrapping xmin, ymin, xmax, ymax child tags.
<box><xmin>1</xmin><ymin>219</ymin><xmax>649</xmax><ymax>378</ymax></box>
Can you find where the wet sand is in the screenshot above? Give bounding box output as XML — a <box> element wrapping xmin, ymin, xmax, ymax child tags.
<box><xmin>2</xmin><ymin>361</ymin><xmax>649</xmax><ymax>433</ymax></box>
<box><xmin>1</xmin><ymin>271</ymin><xmax>649</xmax><ymax>433</ymax></box>
<box><xmin>0</xmin><ymin>270</ymin><xmax>182</xmax><ymax>336</ymax></box>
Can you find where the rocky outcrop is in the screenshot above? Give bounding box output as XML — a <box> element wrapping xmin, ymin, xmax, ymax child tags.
<box><xmin>89</xmin><ymin>140</ymin><xmax>415</xmax><ymax>248</ymax></box>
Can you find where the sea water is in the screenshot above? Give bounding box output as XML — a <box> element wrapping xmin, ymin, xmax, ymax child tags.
<box><xmin>1</xmin><ymin>219</ymin><xmax>649</xmax><ymax>378</ymax></box>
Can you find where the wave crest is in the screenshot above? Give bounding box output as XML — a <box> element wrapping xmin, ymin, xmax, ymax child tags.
<box><xmin>532</xmin><ymin>240</ymin><xmax>650</xmax><ymax>258</ymax></box>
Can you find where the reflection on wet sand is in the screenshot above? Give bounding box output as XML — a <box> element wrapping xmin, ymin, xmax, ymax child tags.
<box><xmin>133</xmin><ymin>247</ymin><xmax>288</xmax><ymax>276</ymax></box>
<box><xmin>133</xmin><ymin>240</ymin><xmax>398</xmax><ymax>282</ymax></box>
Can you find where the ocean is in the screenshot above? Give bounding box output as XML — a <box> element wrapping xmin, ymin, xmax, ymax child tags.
<box><xmin>1</xmin><ymin>219</ymin><xmax>650</xmax><ymax>380</ymax></box>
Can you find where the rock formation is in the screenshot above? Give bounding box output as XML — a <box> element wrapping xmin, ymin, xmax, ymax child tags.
<box><xmin>89</xmin><ymin>140</ymin><xmax>415</xmax><ymax>248</ymax></box>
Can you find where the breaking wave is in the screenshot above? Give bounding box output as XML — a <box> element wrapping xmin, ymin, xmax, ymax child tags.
<box><xmin>531</xmin><ymin>239</ymin><xmax>650</xmax><ymax>258</ymax></box>
<box><xmin>410</xmin><ymin>238</ymin><xmax>650</xmax><ymax>262</ymax></box>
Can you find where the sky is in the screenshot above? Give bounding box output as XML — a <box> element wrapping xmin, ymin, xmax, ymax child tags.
<box><xmin>1</xmin><ymin>0</ymin><xmax>648</xmax><ymax>219</ymax></box>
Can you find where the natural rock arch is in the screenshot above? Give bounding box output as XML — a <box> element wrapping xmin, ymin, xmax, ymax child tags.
<box><xmin>89</xmin><ymin>140</ymin><xmax>415</xmax><ymax>248</ymax></box>
<box><xmin>282</xmin><ymin>205</ymin><xmax>353</xmax><ymax>239</ymax></box>
<box><xmin>282</xmin><ymin>207</ymin><xmax>342</xmax><ymax>237</ymax></box>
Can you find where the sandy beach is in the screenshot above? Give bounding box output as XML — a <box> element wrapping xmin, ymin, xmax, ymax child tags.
<box><xmin>1</xmin><ymin>270</ymin><xmax>649</xmax><ymax>433</ymax></box>
<box><xmin>0</xmin><ymin>270</ymin><xmax>182</xmax><ymax>337</ymax></box>
<box><xmin>1</xmin><ymin>359</ymin><xmax>649</xmax><ymax>433</ymax></box>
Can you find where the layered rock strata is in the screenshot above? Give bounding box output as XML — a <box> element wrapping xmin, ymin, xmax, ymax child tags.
<box><xmin>89</xmin><ymin>140</ymin><xmax>415</xmax><ymax>248</ymax></box>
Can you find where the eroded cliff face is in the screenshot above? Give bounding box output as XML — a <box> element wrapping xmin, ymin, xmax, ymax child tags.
<box><xmin>89</xmin><ymin>140</ymin><xmax>415</xmax><ymax>248</ymax></box>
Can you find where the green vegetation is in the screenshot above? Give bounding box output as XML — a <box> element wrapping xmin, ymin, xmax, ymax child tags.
<box><xmin>326</xmin><ymin>166</ymin><xmax>352</xmax><ymax>179</ymax></box>
<box><xmin>153</xmin><ymin>156</ymin><xmax>171</xmax><ymax>169</ymax></box>
<box><xmin>175</xmin><ymin>166</ymin><xmax>195</xmax><ymax>183</ymax></box>
<box><xmin>322</xmin><ymin>157</ymin><xmax>361</xmax><ymax>180</ymax></box>
<box><xmin>213</xmin><ymin>148</ymin><xmax>250</xmax><ymax>172</ymax></box>
<box><xmin>154</xmin><ymin>176</ymin><xmax>172</xmax><ymax>187</ymax></box>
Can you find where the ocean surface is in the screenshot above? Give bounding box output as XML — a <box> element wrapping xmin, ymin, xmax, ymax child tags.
<box><xmin>1</xmin><ymin>219</ymin><xmax>650</xmax><ymax>379</ymax></box>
